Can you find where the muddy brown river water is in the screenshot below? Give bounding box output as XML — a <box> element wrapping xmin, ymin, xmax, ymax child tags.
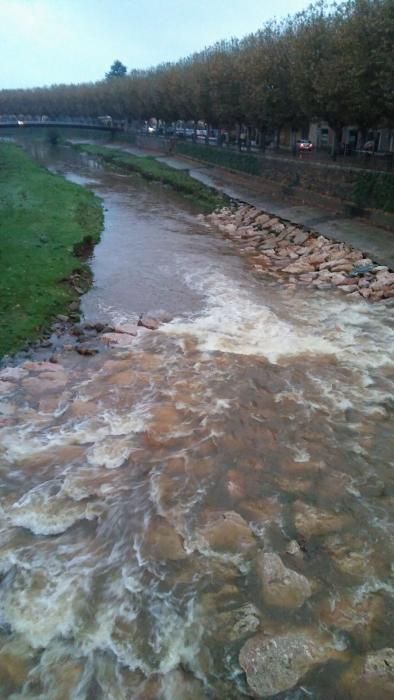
<box><xmin>0</xmin><ymin>144</ymin><xmax>393</xmax><ymax>699</ymax></box>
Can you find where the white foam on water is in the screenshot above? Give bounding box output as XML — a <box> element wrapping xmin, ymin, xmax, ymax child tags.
<box><xmin>164</xmin><ymin>269</ymin><xmax>339</xmax><ymax>362</ymax></box>
<box><xmin>292</xmin><ymin>447</ymin><xmax>311</xmax><ymax>463</ymax></box>
<box><xmin>353</xmin><ymin>576</ymin><xmax>394</xmax><ymax>602</ymax></box>
<box><xmin>161</xmin><ymin>265</ymin><xmax>394</xmax><ymax>423</ymax></box>
<box><xmin>185</xmin><ymin>534</ymin><xmax>251</xmax><ymax>574</ymax></box>
<box><xmin>1</xmin><ymin>400</ymin><xmax>151</xmax><ymax>465</ymax></box>
<box><xmin>164</xmin><ymin>264</ymin><xmax>394</xmax><ymax>376</ymax></box>
<box><xmin>149</xmin><ymin>467</ymin><xmax>210</xmax><ymax>536</ymax></box>
<box><xmin>0</xmin><ymin>568</ymin><xmax>81</xmax><ymax>648</ymax></box>
<box><xmin>6</xmin><ymin>480</ymin><xmax>102</xmax><ymax>535</ymax></box>
<box><xmin>150</xmin><ymin>596</ymin><xmax>205</xmax><ymax>676</ymax></box>
<box><xmin>86</xmin><ymin>436</ymin><xmax>134</xmax><ymax>469</ymax></box>
<box><xmin>23</xmin><ymin>642</ymin><xmax>94</xmax><ymax>700</ymax></box>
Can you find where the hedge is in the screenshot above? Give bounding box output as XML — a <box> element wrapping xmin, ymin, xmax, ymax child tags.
<box><xmin>176</xmin><ymin>143</ymin><xmax>262</xmax><ymax>176</ymax></box>
<box><xmin>353</xmin><ymin>171</ymin><xmax>394</xmax><ymax>212</ymax></box>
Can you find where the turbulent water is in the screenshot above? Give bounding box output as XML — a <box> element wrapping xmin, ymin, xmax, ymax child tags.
<box><xmin>0</xmin><ymin>144</ymin><xmax>393</xmax><ymax>699</ymax></box>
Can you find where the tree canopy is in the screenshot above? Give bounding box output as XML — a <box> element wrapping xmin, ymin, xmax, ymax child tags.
<box><xmin>105</xmin><ymin>60</ymin><xmax>127</xmax><ymax>79</ymax></box>
<box><xmin>0</xmin><ymin>1</ymin><xmax>392</xmax><ymax>137</ymax></box>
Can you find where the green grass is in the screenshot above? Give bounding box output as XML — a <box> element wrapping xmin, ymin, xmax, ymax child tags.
<box><xmin>0</xmin><ymin>143</ymin><xmax>103</xmax><ymax>357</ymax></box>
<box><xmin>72</xmin><ymin>143</ymin><xmax>227</xmax><ymax>211</ymax></box>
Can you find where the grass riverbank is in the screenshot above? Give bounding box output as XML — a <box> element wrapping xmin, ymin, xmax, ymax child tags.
<box><xmin>72</xmin><ymin>143</ymin><xmax>227</xmax><ymax>211</ymax></box>
<box><xmin>0</xmin><ymin>143</ymin><xmax>103</xmax><ymax>357</ymax></box>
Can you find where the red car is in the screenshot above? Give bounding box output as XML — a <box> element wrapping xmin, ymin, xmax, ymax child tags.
<box><xmin>296</xmin><ymin>139</ymin><xmax>314</xmax><ymax>151</ymax></box>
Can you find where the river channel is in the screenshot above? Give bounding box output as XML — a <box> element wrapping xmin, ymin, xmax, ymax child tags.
<box><xmin>0</xmin><ymin>144</ymin><xmax>393</xmax><ymax>699</ymax></box>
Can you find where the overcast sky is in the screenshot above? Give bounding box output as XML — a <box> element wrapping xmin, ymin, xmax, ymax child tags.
<box><xmin>1</xmin><ymin>0</ymin><xmax>312</xmax><ymax>90</ymax></box>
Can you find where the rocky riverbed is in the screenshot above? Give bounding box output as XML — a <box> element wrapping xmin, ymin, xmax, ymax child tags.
<box><xmin>204</xmin><ymin>204</ymin><xmax>394</xmax><ymax>301</ymax></box>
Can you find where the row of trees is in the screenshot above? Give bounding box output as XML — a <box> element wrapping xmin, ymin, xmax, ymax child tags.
<box><xmin>1</xmin><ymin>1</ymin><xmax>392</xmax><ymax>149</ymax></box>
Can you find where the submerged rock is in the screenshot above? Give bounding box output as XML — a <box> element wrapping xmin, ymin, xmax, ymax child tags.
<box><xmin>239</xmin><ymin>629</ymin><xmax>343</xmax><ymax>698</ymax></box>
<box><xmin>113</xmin><ymin>322</ymin><xmax>138</xmax><ymax>336</ymax></box>
<box><xmin>0</xmin><ymin>366</ymin><xmax>28</xmax><ymax>381</ymax></box>
<box><xmin>138</xmin><ymin>314</ymin><xmax>160</xmax><ymax>331</ymax></box>
<box><xmin>160</xmin><ymin>668</ymin><xmax>206</xmax><ymax>700</ymax></box>
<box><xmin>142</xmin><ymin>516</ymin><xmax>187</xmax><ymax>561</ymax></box>
<box><xmin>239</xmin><ymin>497</ymin><xmax>283</xmax><ymax>527</ymax></box>
<box><xmin>0</xmin><ymin>638</ymin><xmax>36</xmax><ymax>693</ymax></box>
<box><xmin>340</xmin><ymin>647</ymin><xmax>394</xmax><ymax>700</ymax></box>
<box><xmin>257</xmin><ymin>552</ymin><xmax>312</xmax><ymax>608</ymax></box>
<box><xmin>324</xmin><ymin>532</ymin><xmax>380</xmax><ymax>579</ymax></box>
<box><xmin>101</xmin><ymin>332</ymin><xmax>135</xmax><ymax>346</ymax></box>
<box><xmin>286</xmin><ymin>540</ymin><xmax>303</xmax><ymax>557</ymax></box>
<box><xmin>317</xmin><ymin>593</ymin><xmax>384</xmax><ymax>646</ymax></box>
<box><xmin>293</xmin><ymin>500</ymin><xmax>352</xmax><ymax>537</ymax></box>
<box><xmin>210</xmin><ymin>603</ymin><xmax>261</xmax><ymax>642</ymax></box>
<box><xmin>76</xmin><ymin>344</ymin><xmax>100</xmax><ymax>356</ymax></box>
<box><xmin>195</xmin><ymin>510</ymin><xmax>256</xmax><ymax>556</ymax></box>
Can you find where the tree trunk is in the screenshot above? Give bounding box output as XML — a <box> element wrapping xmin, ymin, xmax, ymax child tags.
<box><xmin>246</xmin><ymin>126</ymin><xmax>252</xmax><ymax>151</ymax></box>
<box><xmin>236</xmin><ymin>122</ymin><xmax>241</xmax><ymax>151</ymax></box>
<box><xmin>331</xmin><ymin>125</ymin><xmax>342</xmax><ymax>161</ymax></box>
<box><xmin>260</xmin><ymin>126</ymin><xmax>267</xmax><ymax>152</ymax></box>
<box><xmin>291</xmin><ymin>128</ymin><xmax>297</xmax><ymax>157</ymax></box>
<box><xmin>275</xmin><ymin>127</ymin><xmax>282</xmax><ymax>150</ymax></box>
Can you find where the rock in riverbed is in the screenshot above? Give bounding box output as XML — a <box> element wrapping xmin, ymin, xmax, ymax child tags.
<box><xmin>210</xmin><ymin>603</ymin><xmax>261</xmax><ymax>642</ymax></box>
<box><xmin>195</xmin><ymin>510</ymin><xmax>256</xmax><ymax>557</ymax></box>
<box><xmin>239</xmin><ymin>629</ymin><xmax>344</xmax><ymax>697</ymax></box>
<box><xmin>257</xmin><ymin>552</ymin><xmax>312</xmax><ymax>608</ymax></box>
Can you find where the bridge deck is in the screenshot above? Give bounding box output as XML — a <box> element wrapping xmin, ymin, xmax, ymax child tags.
<box><xmin>0</xmin><ymin>121</ymin><xmax>123</xmax><ymax>132</ymax></box>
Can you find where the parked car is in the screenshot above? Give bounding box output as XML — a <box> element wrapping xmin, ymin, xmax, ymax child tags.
<box><xmin>98</xmin><ymin>115</ymin><xmax>113</xmax><ymax>126</ymax></box>
<box><xmin>296</xmin><ymin>139</ymin><xmax>313</xmax><ymax>151</ymax></box>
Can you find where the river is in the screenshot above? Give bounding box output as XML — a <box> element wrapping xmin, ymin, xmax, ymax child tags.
<box><xmin>0</xmin><ymin>144</ymin><xmax>393</xmax><ymax>699</ymax></box>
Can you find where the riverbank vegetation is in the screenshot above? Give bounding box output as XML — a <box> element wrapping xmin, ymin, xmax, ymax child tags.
<box><xmin>0</xmin><ymin>1</ymin><xmax>392</xmax><ymax>151</ymax></box>
<box><xmin>0</xmin><ymin>143</ymin><xmax>103</xmax><ymax>357</ymax></box>
<box><xmin>73</xmin><ymin>143</ymin><xmax>227</xmax><ymax>210</ymax></box>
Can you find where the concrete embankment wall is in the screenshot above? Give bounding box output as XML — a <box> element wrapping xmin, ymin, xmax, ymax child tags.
<box><xmin>173</xmin><ymin>143</ymin><xmax>394</xmax><ymax>231</ymax></box>
<box><xmin>136</xmin><ymin>134</ymin><xmax>171</xmax><ymax>152</ymax></box>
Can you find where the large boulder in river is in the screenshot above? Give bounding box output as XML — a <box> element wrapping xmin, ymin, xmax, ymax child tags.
<box><xmin>239</xmin><ymin>629</ymin><xmax>343</xmax><ymax>698</ymax></box>
<box><xmin>257</xmin><ymin>552</ymin><xmax>312</xmax><ymax>608</ymax></box>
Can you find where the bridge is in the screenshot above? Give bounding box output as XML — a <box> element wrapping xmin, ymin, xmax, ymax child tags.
<box><xmin>0</xmin><ymin>118</ymin><xmax>126</xmax><ymax>132</ymax></box>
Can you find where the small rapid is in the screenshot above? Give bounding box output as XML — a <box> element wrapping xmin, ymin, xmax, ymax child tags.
<box><xmin>0</xmin><ymin>144</ymin><xmax>393</xmax><ymax>699</ymax></box>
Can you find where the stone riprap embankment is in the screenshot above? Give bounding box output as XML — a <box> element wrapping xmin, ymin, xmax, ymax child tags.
<box><xmin>204</xmin><ymin>205</ymin><xmax>394</xmax><ymax>302</ymax></box>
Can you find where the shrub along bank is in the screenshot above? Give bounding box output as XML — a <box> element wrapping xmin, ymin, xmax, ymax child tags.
<box><xmin>0</xmin><ymin>143</ymin><xmax>103</xmax><ymax>357</ymax></box>
<box><xmin>353</xmin><ymin>171</ymin><xmax>394</xmax><ymax>213</ymax></box>
<box><xmin>72</xmin><ymin>143</ymin><xmax>227</xmax><ymax>211</ymax></box>
<box><xmin>177</xmin><ymin>142</ymin><xmax>262</xmax><ymax>177</ymax></box>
